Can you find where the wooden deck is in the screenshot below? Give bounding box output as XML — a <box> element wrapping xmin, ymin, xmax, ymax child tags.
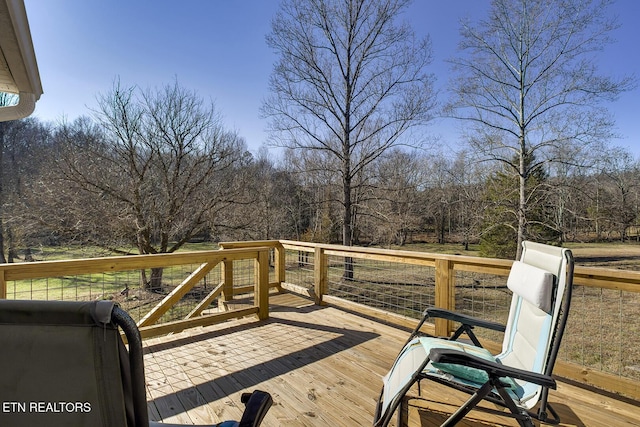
<box><xmin>143</xmin><ymin>292</ymin><xmax>640</xmax><ymax>426</ymax></box>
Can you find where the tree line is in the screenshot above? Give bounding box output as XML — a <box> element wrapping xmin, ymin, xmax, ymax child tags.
<box><xmin>1</xmin><ymin>100</ymin><xmax>639</xmax><ymax>263</ymax></box>
<box><xmin>0</xmin><ymin>0</ymin><xmax>636</xmax><ymax>263</ymax></box>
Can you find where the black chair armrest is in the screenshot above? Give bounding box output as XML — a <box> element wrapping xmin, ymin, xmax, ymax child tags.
<box><xmin>239</xmin><ymin>390</ymin><xmax>273</xmax><ymax>427</ymax></box>
<box><xmin>426</xmin><ymin>308</ymin><xmax>506</xmax><ymax>332</ymax></box>
<box><xmin>428</xmin><ymin>348</ymin><xmax>556</xmax><ymax>389</ymax></box>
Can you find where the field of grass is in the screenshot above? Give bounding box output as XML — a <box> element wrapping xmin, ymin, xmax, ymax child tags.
<box><xmin>383</xmin><ymin>242</ymin><xmax>481</xmax><ymax>256</ymax></box>
<box><xmin>389</xmin><ymin>241</ymin><xmax>640</xmax><ymax>270</ymax></box>
<box><xmin>21</xmin><ymin>242</ymin><xmax>221</xmax><ymax>263</ymax></box>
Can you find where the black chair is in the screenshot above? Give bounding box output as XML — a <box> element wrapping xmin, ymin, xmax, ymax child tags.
<box><xmin>0</xmin><ymin>299</ymin><xmax>272</xmax><ymax>427</ymax></box>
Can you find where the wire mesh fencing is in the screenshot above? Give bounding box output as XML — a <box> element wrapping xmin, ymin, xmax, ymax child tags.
<box><xmin>560</xmin><ymin>285</ymin><xmax>640</xmax><ymax>382</ymax></box>
<box><xmin>2</xmin><ymin>255</ymin><xmax>262</xmax><ymax>325</ymax></box>
<box><xmin>282</xmin><ymin>244</ymin><xmax>640</xmax><ymax>385</ymax></box>
<box><xmin>326</xmin><ymin>256</ymin><xmax>436</xmax><ymax>319</ymax></box>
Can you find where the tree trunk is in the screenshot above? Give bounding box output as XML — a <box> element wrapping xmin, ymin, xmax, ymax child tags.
<box><xmin>148</xmin><ymin>267</ymin><xmax>164</xmax><ymax>292</ymax></box>
<box><xmin>517</xmin><ymin>160</ymin><xmax>526</xmax><ymax>260</ymax></box>
<box><xmin>6</xmin><ymin>227</ymin><xmax>16</xmax><ymax>263</ymax></box>
<box><xmin>342</xmin><ymin>155</ymin><xmax>354</xmax><ymax>281</ymax></box>
<box><xmin>343</xmin><ymin>201</ymin><xmax>354</xmax><ymax>280</ymax></box>
<box><xmin>141</xmin><ymin>267</ymin><xmax>164</xmax><ymax>292</ymax></box>
<box><xmin>516</xmin><ymin>112</ymin><xmax>527</xmax><ymax>258</ymax></box>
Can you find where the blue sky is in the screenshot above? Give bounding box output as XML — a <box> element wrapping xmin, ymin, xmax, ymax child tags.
<box><xmin>24</xmin><ymin>0</ymin><xmax>640</xmax><ymax>155</ymax></box>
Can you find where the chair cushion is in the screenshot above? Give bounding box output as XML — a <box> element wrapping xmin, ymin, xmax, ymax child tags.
<box><xmin>507</xmin><ymin>261</ymin><xmax>555</xmax><ymax>313</ymax></box>
<box><xmin>422</xmin><ymin>337</ymin><xmax>497</xmax><ymax>384</ymax></box>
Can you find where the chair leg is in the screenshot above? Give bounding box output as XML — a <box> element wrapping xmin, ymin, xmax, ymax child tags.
<box><xmin>441</xmin><ymin>381</ymin><xmax>494</xmax><ymax>427</ymax></box>
<box><xmin>493</xmin><ymin>383</ymin><xmax>535</xmax><ymax>427</ymax></box>
<box><xmin>395</xmin><ymin>394</ymin><xmax>414</xmax><ymax>427</ymax></box>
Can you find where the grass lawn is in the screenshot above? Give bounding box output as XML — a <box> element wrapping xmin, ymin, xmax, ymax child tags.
<box><xmin>564</xmin><ymin>242</ymin><xmax>640</xmax><ymax>270</ymax></box>
<box><xmin>388</xmin><ymin>241</ymin><xmax>640</xmax><ymax>270</ymax></box>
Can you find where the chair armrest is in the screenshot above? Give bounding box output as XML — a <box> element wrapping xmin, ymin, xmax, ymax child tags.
<box><xmin>428</xmin><ymin>348</ymin><xmax>556</xmax><ymax>389</ymax></box>
<box><xmin>239</xmin><ymin>390</ymin><xmax>273</xmax><ymax>427</ymax></box>
<box><xmin>426</xmin><ymin>308</ymin><xmax>506</xmax><ymax>332</ymax></box>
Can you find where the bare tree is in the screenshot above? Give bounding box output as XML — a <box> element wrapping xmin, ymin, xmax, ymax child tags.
<box><xmin>0</xmin><ymin>91</ymin><xmax>50</xmax><ymax>263</ymax></box>
<box><xmin>0</xmin><ymin>93</ymin><xmax>17</xmax><ymax>262</ymax></box>
<box><xmin>263</xmin><ymin>0</ymin><xmax>437</xmax><ymax>277</ymax></box>
<box><xmin>448</xmin><ymin>0</ymin><xmax>635</xmax><ymax>258</ymax></box>
<box><xmin>366</xmin><ymin>149</ymin><xmax>424</xmax><ymax>246</ymax></box>
<box><xmin>48</xmin><ymin>80</ymin><xmax>247</xmax><ymax>288</ymax></box>
<box><xmin>448</xmin><ymin>151</ymin><xmax>490</xmax><ymax>250</ymax></box>
<box><xmin>597</xmin><ymin>148</ymin><xmax>640</xmax><ymax>241</ymax></box>
<box><xmin>226</xmin><ymin>149</ymin><xmax>308</xmax><ymax>241</ymax></box>
<box><xmin>286</xmin><ymin>148</ymin><xmax>342</xmax><ymax>244</ymax></box>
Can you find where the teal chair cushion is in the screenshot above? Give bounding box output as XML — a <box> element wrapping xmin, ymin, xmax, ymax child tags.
<box><xmin>422</xmin><ymin>337</ymin><xmax>502</xmax><ymax>385</ymax></box>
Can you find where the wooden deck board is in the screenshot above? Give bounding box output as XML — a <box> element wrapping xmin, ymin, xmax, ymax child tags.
<box><xmin>144</xmin><ymin>292</ymin><xmax>640</xmax><ymax>426</ymax></box>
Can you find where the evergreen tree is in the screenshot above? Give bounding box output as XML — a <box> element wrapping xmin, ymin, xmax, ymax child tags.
<box><xmin>480</xmin><ymin>152</ymin><xmax>559</xmax><ymax>258</ymax></box>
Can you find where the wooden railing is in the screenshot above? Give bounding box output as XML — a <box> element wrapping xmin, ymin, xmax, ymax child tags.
<box><xmin>2</xmin><ymin>240</ymin><xmax>640</xmax><ymax>400</ymax></box>
<box><xmin>0</xmin><ymin>247</ymin><xmax>273</xmax><ymax>340</ymax></box>
<box><xmin>221</xmin><ymin>240</ymin><xmax>640</xmax><ymax>401</ymax></box>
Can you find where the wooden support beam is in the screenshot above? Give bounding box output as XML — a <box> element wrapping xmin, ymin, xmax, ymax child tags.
<box><xmin>185</xmin><ymin>281</ymin><xmax>225</xmax><ymax>319</ymax></box>
<box><xmin>256</xmin><ymin>249</ymin><xmax>269</xmax><ymax>320</ymax></box>
<box><xmin>435</xmin><ymin>258</ymin><xmax>455</xmax><ymax>337</ymax></box>
<box><xmin>138</xmin><ymin>262</ymin><xmax>215</xmax><ymax>327</ymax></box>
<box><xmin>137</xmin><ymin>307</ymin><xmax>259</xmax><ymax>340</ymax></box>
<box><xmin>0</xmin><ymin>270</ymin><xmax>5</xmax><ymax>299</ymax></box>
<box><xmin>275</xmin><ymin>242</ymin><xmax>285</xmax><ymax>291</ymax></box>
<box><xmin>314</xmin><ymin>247</ymin><xmax>327</xmax><ymax>305</ymax></box>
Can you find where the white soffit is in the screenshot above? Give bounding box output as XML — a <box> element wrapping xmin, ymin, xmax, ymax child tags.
<box><xmin>0</xmin><ymin>0</ymin><xmax>42</xmax><ymax>121</ymax></box>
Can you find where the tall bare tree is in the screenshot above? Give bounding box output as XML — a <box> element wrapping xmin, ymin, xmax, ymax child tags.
<box><xmin>263</xmin><ymin>0</ymin><xmax>436</xmax><ymax>277</ymax></box>
<box><xmin>448</xmin><ymin>0</ymin><xmax>635</xmax><ymax>258</ymax></box>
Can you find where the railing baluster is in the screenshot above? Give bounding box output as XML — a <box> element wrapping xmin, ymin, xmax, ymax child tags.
<box><xmin>256</xmin><ymin>249</ymin><xmax>269</xmax><ymax>320</ymax></box>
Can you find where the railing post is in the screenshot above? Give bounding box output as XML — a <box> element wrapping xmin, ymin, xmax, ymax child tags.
<box><xmin>314</xmin><ymin>247</ymin><xmax>327</xmax><ymax>305</ymax></box>
<box><xmin>275</xmin><ymin>243</ymin><xmax>285</xmax><ymax>291</ymax></box>
<box><xmin>0</xmin><ymin>269</ymin><xmax>6</xmax><ymax>299</ymax></box>
<box><xmin>219</xmin><ymin>259</ymin><xmax>234</xmax><ymax>310</ymax></box>
<box><xmin>256</xmin><ymin>249</ymin><xmax>270</xmax><ymax>320</ymax></box>
<box><xmin>435</xmin><ymin>258</ymin><xmax>455</xmax><ymax>337</ymax></box>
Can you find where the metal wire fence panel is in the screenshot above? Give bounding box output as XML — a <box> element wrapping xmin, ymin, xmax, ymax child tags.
<box><xmin>325</xmin><ymin>255</ymin><xmax>436</xmax><ymax>319</ymax></box>
<box><xmin>560</xmin><ymin>285</ymin><xmax>640</xmax><ymax>381</ymax></box>
<box><xmin>230</xmin><ymin>258</ymin><xmax>258</xmax><ymax>288</ymax></box>
<box><xmin>3</xmin><ymin>263</ymin><xmax>235</xmax><ymax>324</ymax></box>
<box><xmin>283</xmin><ymin>249</ymin><xmax>315</xmax><ymax>289</ymax></box>
<box><xmin>6</xmin><ymin>271</ymin><xmax>139</xmax><ymax>303</ymax></box>
<box><xmin>280</xmin><ymin>242</ymin><xmax>640</xmax><ymax>385</ymax></box>
<box><xmin>454</xmin><ymin>270</ymin><xmax>512</xmax><ymax>343</ymax></box>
